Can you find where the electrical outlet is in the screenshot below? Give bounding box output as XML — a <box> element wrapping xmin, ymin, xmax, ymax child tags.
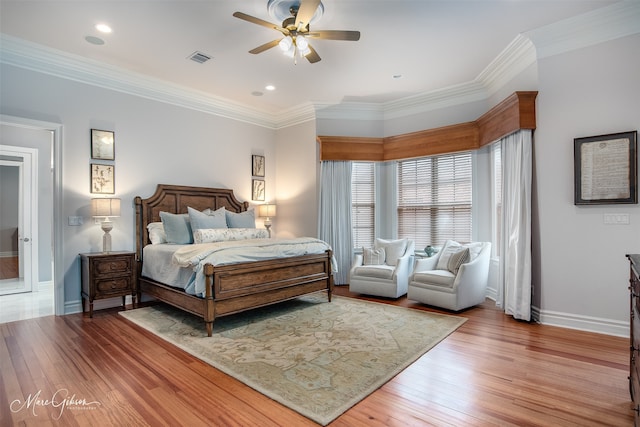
<box><xmin>68</xmin><ymin>216</ymin><xmax>83</xmax><ymax>226</ymax></box>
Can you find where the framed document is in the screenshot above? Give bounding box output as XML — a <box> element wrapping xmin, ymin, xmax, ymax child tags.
<box><xmin>574</xmin><ymin>131</ymin><xmax>637</xmax><ymax>205</ymax></box>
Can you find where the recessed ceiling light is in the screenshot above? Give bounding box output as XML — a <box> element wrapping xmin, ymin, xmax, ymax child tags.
<box><xmin>95</xmin><ymin>24</ymin><xmax>112</xmax><ymax>33</ymax></box>
<box><xmin>265</xmin><ymin>85</ymin><xmax>276</xmax><ymax>91</ymax></box>
<box><xmin>85</xmin><ymin>36</ymin><xmax>105</xmax><ymax>45</ymax></box>
<box><xmin>252</xmin><ymin>91</ymin><xmax>264</xmax><ymax>97</ymax></box>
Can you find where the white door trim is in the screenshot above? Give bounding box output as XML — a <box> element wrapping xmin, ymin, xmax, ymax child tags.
<box><xmin>0</xmin><ymin>153</ymin><xmax>36</xmax><ymax>293</ymax></box>
<box><xmin>1</xmin><ymin>115</ymin><xmax>63</xmax><ymax>316</ymax></box>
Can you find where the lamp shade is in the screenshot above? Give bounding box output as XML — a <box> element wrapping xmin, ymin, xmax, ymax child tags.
<box><xmin>91</xmin><ymin>198</ymin><xmax>121</xmax><ymax>217</ymax></box>
<box><xmin>258</xmin><ymin>204</ymin><xmax>276</xmax><ymax>218</ymax></box>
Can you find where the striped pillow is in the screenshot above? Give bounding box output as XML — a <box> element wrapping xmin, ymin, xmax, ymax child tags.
<box><xmin>447</xmin><ymin>248</ymin><xmax>470</xmax><ymax>274</ymax></box>
<box><xmin>363</xmin><ymin>247</ymin><xmax>386</xmax><ymax>265</ymax></box>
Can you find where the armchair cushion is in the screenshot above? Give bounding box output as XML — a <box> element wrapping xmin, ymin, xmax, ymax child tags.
<box><xmin>412</xmin><ymin>270</ymin><xmax>455</xmax><ymax>288</ymax></box>
<box><xmin>363</xmin><ymin>247</ymin><xmax>386</xmax><ymax>265</ymax></box>
<box><xmin>374</xmin><ymin>238</ymin><xmax>408</xmax><ymax>266</ymax></box>
<box><xmin>352</xmin><ymin>264</ymin><xmax>395</xmax><ymax>280</ymax></box>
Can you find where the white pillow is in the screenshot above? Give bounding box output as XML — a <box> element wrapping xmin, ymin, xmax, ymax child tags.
<box><xmin>374</xmin><ymin>238</ymin><xmax>408</xmax><ymax>266</ymax></box>
<box><xmin>436</xmin><ymin>240</ymin><xmax>484</xmax><ymax>271</ymax></box>
<box><xmin>435</xmin><ymin>240</ymin><xmax>462</xmax><ymax>270</ymax></box>
<box><xmin>147</xmin><ymin>222</ymin><xmax>167</xmax><ymax>245</ymax></box>
<box><xmin>193</xmin><ymin>228</ymin><xmax>269</xmax><ymax>244</ymax></box>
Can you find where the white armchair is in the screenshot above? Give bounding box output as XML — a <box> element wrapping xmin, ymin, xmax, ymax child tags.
<box><xmin>408</xmin><ymin>241</ymin><xmax>491</xmax><ymax>311</ymax></box>
<box><xmin>349</xmin><ymin>239</ymin><xmax>415</xmax><ymax>298</ymax></box>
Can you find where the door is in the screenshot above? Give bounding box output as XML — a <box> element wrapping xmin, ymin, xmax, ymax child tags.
<box><xmin>0</xmin><ymin>146</ymin><xmax>37</xmax><ymax>295</ymax></box>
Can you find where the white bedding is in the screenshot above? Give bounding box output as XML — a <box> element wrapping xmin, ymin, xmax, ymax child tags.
<box><xmin>142</xmin><ymin>237</ymin><xmax>334</xmax><ymax>296</ymax></box>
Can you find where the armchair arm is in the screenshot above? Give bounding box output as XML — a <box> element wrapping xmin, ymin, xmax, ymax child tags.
<box><xmin>349</xmin><ymin>253</ymin><xmax>364</xmax><ymax>278</ymax></box>
<box><xmin>412</xmin><ymin>254</ymin><xmax>440</xmax><ymax>273</ymax></box>
<box><xmin>392</xmin><ymin>251</ymin><xmax>414</xmax><ymax>282</ymax></box>
<box><xmin>452</xmin><ymin>244</ymin><xmax>491</xmax><ymax>291</ymax></box>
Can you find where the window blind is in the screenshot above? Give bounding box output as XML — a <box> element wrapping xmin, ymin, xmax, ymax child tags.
<box><xmin>351</xmin><ymin>162</ymin><xmax>375</xmax><ymax>248</ymax></box>
<box><xmin>397</xmin><ymin>152</ymin><xmax>472</xmax><ymax>248</ymax></box>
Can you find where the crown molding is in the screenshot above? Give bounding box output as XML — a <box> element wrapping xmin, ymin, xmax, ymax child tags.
<box><xmin>0</xmin><ymin>35</ymin><xmax>279</xmax><ymax>129</ymax></box>
<box><xmin>476</xmin><ymin>34</ymin><xmax>537</xmax><ymax>95</ymax></box>
<box><xmin>525</xmin><ymin>1</ymin><xmax>640</xmax><ymax>59</ymax></box>
<box><xmin>1</xmin><ymin>2</ymin><xmax>637</xmax><ymax>129</ymax></box>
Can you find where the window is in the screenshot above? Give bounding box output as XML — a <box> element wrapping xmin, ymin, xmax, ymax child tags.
<box><xmin>351</xmin><ymin>162</ymin><xmax>375</xmax><ymax>248</ymax></box>
<box><xmin>397</xmin><ymin>152</ymin><xmax>472</xmax><ymax>248</ymax></box>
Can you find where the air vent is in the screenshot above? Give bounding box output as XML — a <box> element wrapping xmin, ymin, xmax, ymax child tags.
<box><xmin>188</xmin><ymin>51</ymin><xmax>212</xmax><ymax>64</ymax></box>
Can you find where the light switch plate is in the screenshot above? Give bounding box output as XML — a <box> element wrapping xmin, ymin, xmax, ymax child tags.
<box><xmin>603</xmin><ymin>213</ymin><xmax>630</xmax><ymax>225</ymax></box>
<box><xmin>68</xmin><ymin>216</ymin><xmax>83</xmax><ymax>226</ymax></box>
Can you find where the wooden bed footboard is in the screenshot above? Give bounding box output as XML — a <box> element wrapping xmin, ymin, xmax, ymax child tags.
<box><xmin>135</xmin><ymin>185</ymin><xmax>334</xmax><ymax>336</ymax></box>
<box><xmin>137</xmin><ymin>250</ymin><xmax>333</xmax><ymax>336</ymax></box>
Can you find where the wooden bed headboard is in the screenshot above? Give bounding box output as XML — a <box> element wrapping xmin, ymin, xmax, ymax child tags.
<box><xmin>134</xmin><ymin>184</ymin><xmax>249</xmax><ymax>260</ymax></box>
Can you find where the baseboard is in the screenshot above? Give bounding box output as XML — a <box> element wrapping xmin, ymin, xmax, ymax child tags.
<box><xmin>38</xmin><ymin>280</ymin><xmax>52</xmax><ymax>292</ymax></box>
<box><xmin>65</xmin><ymin>295</ymin><xmax>135</xmax><ymax>315</ymax></box>
<box><xmin>0</xmin><ymin>251</ymin><xmax>18</xmax><ymax>258</ymax></box>
<box><xmin>484</xmin><ymin>294</ymin><xmax>626</xmax><ymax>337</ymax></box>
<box><xmin>536</xmin><ymin>308</ymin><xmax>628</xmax><ymax>337</ymax></box>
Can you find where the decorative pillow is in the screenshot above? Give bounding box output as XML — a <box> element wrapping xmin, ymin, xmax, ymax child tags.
<box><xmin>225</xmin><ymin>209</ymin><xmax>256</xmax><ymax>228</ymax></box>
<box><xmin>435</xmin><ymin>240</ymin><xmax>462</xmax><ymax>270</ymax></box>
<box><xmin>147</xmin><ymin>222</ymin><xmax>167</xmax><ymax>245</ymax></box>
<box><xmin>193</xmin><ymin>228</ymin><xmax>269</xmax><ymax>244</ymax></box>
<box><xmin>363</xmin><ymin>247</ymin><xmax>385</xmax><ymax>265</ymax></box>
<box><xmin>159</xmin><ymin>211</ymin><xmax>192</xmax><ymax>244</ymax></box>
<box><xmin>188</xmin><ymin>206</ymin><xmax>227</xmax><ymax>231</ymax></box>
<box><xmin>374</xmin><ymin>238</ymin><xmax>408</xmax><ymax>266</ymax></box>
<box><xmin>447</xmin><ymin>247</ymin><xmax>470</xmax><ymax>274</ymax></box>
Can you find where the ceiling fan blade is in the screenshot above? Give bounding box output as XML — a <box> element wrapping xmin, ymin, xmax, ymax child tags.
<box><xmin>249</xmin><ymin>39</ymin><xmax>281</xmax><ymax>54</ymax></box>
<box><xmin>295</xmin><ymin>0</ymin><xmax>321</xmax><ymax>29</ymax></box>
<box><xmin>305</xmin><ymin>45</ymin><xmax>321</xmax><ymax>63</ymax></box>
<box><xmin>233</xmin><ymin>11</ymin><xmax>288</xmax><ymax>35</ymax></box>
<box><xmin>307</xmin><ymin>30</ymin><xmax>361</xmax><ymax>41</ymax></box>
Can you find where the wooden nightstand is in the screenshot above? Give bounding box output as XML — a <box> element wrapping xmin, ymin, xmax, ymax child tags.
<box><xmin>80</xmin><ymin>251</ymin><xmax>136</xmax><ymax>318</ymax></box>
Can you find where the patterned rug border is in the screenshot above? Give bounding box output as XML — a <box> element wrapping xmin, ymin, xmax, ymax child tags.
<box><xmin>119</xmin><ymin>295</ymin><xmax>466</xmax><ymax>425</ymax></box>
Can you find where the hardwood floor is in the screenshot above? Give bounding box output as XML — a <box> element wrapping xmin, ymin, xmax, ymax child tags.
<box><xmin>0</xmin><ymin>287</ymin><xmax>634</xmax><ymax>426</ymax></box>
<box><xmin>0</xmin><ymin>256</ymin><xmax>18</xmax><ymax>280</ymax></box>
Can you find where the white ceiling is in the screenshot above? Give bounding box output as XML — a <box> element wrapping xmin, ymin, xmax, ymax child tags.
<box><xmin>0</xmin><ymin>0</ymin><xmax>620</xmax><ymax>118</ymax></box>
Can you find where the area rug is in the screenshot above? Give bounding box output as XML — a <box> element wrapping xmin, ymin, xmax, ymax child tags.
<box><xmin>119</xmin><ymin>294</ymin><xmax>466</xmax><ymax>425</ymax></box>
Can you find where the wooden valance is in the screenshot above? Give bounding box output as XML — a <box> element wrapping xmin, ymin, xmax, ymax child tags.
<box><xmin>317</xmin><ymin>91</ymin><xmax>537</xmax><ymax>161</ymax></box>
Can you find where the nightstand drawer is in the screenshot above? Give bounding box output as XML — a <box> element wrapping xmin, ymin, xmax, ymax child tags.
<box><xmin>92</xmin><ymin>257</ymin><xmax>133</xmax><ymax>276</ymax></box>
<box><xmin>96</xmin><ymin>276</ymin><xmax>132</xmax><ymax>294</ymax></box>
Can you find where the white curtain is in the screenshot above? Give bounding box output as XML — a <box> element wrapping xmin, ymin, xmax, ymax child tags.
<box><xmin>318</xmin><ymin>161</ymin><xmax>353</xmax><ymax>285</ymax></box>
<box><xmin>496</xmin><ymin>130</ymin><xmax>532</xmax><ymax>321</ymax></box>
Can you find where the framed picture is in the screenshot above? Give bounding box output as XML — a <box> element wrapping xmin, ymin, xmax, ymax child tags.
<box><xmin>574</xmin><ymin>130</ymin><xmax>637</xmax><ymax>205</ymax></box>
<box><xmin>91</xmin><ymin>129</ymin><xmax>115</xmax><ymax>160</ymax></box>
<box><xmin>91</xmin><ymin>163</ymin><xmax>115</xmax><ymax>194</ymax></box>
<box><xmin>252</xmin><ymin>155</ymin><xmax>265</xmax><ymax>177</ymax></box>
<box><xmin>252</xmin><ymin>179</ymin><xmax>265</xmax><ymax>201</ymax></box>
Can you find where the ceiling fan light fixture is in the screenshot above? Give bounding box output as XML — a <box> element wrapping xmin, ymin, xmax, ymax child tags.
<box><xmin>299</xmin><ymin>45</ymin><xmax>311</xmax><ymax>57</ymax></box>
<box><xmin>284</xmin><ymin>44</ymin><xmax>296</xmax><ymax>57</ymax></box>
<box><xmin>279</xmin><ymin>36</ymin><xmax>293</xmax><ymax>51</ymax></box>
<box><xmin>296</xmin><ymin>35</ymin><xmax>309</xmax><ymax>50</ymax></box>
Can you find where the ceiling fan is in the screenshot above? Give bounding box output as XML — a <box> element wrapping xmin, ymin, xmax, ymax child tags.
<box><xmin>233</xmin><ymin>0</ymin><xmax>360</xmax><ymax>64</ymax></box>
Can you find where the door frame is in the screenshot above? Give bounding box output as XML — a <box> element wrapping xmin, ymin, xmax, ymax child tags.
<box><xmin>0</xmin><ymin>151</ymin><xmax>36</xmax><ymax>294</ymax></box>
<box><xmin>1</xmin><ymin>115</ymin><xmax>63</xmax><ymax>315</ymax></box>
